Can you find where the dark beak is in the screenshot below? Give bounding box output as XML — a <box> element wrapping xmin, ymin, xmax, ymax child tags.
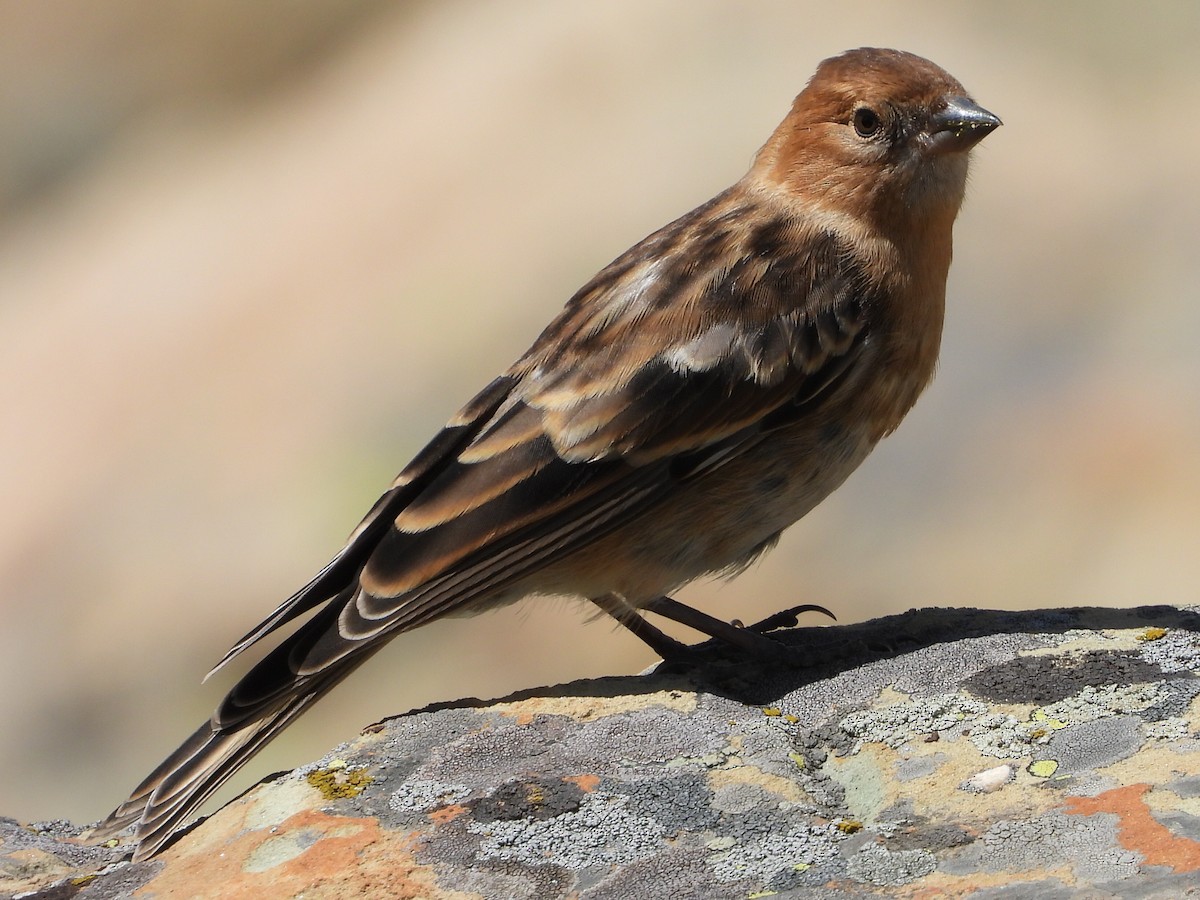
<box><xmin>925</xmin><ymin>96</ymin><xmax>1002</xmax><ymax>155</ymax></box>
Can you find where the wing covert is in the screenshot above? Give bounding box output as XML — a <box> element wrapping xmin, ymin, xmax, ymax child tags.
<box><xmin>212</xmin><ymin>197</ymin><xmax>873</xmax><ymax>725</ymax></box>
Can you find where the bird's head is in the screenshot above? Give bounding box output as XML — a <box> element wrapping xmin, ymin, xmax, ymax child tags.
<box><xmin>752</xmin><ymin>48</ymin><xmax>1001</xmax><ymax>233</ymax></box>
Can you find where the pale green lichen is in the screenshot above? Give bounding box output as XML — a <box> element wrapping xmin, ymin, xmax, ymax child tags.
<box><xmin>1028</xmin><ymin>759</ymin><xmax>1059</xmax><ymax>778</ymax></box>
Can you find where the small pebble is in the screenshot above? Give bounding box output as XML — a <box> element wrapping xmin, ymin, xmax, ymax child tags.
<box><xmin>963</xmin><ymin>764</ymin><xmax>1014</xmax><ymax>793</ymax></box>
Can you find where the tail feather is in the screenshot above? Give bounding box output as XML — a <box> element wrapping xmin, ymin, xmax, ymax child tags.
<box><xmin>95</xmin><ymin>654</ymin><xmax>370</xmax><ymax>862</ymax></box>
<box><xmin>95</xmin><ymin>376</ymin><xmax>524</xmax><ymax>859</ymax></box>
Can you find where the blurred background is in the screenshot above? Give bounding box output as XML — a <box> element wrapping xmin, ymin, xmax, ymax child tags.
<box><xmin>2</xmin><ymin>1</ymin><xmax>1198</xmax><ymax>828</ymax></box>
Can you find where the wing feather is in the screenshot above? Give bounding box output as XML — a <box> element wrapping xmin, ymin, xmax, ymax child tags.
<box><xmin>205</xmin><ymin>375</ymin><xmax>519</xmax><ymax>676</ymax></box>
<box><xmin>104</xmin><ymin>192</ymin><xmax>874</xmax><ymax>860</ymax></box>
<box><xmin>219</xmin><ymin>205</ymin><xmax>873</xmax><ymax>715</ymax></box>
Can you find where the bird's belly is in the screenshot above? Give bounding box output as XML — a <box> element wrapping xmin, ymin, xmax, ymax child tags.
<box><xmin>533</xmin><ymin>421</ymin><xmax>877</xmax><ymax>605</ymax></box>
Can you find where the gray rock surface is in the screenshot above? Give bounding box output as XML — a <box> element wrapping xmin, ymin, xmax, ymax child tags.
<box><xmin>5</xmin><ymin>604</ymin><xmax>1200</xmax><ymax>898</ymax></box>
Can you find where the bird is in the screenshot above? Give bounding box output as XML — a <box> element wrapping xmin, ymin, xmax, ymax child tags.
<box><xmin>95</xmin><ymin>47</ymin><xmax>999</xmax><ymax>861</ymax></box>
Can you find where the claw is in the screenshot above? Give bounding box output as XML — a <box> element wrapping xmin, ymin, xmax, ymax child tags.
<box><xmin>748</xmin><ymin>603</ymin><xmax>836</xmax><ymax>634</ymax></box>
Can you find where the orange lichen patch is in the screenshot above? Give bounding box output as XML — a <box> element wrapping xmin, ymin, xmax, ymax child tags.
<box><xmin>428</xmin><ymin>803</ymin><xmax>470</xmax><ymax>825</ymax></box>
<box><xmin>135</xmin><ymin>809</ymin><xmax>452</xmax><ymax>900</ymax></box>
<box><xmin>1064</xmin><ymin>784</ymin><xmax>1200</xmax><ymax>873</ymax></box>
<box><xmin>0</xmin><ymin>848</ymin><xmax>77</xmax><ymax>895</ymax></box>
<box><xmin>563</xmin><ymin>774</ymin><xmax>601</xmax><ymax>792</ymax></box>
<box><xmin>707</xmin><ymin>764</ymin><xmax>811</xmax><ymax>804</ymax></box>
<box><xmin>905</xmin><ymin>868</ymin><xmax>1078</xmax><ymax>899</ymax></box>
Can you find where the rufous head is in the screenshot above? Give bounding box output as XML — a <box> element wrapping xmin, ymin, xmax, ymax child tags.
<box><xmin>753</xmin><ymin>48</ymin><xmax>1000</xmax><ymax>228</ymax></box>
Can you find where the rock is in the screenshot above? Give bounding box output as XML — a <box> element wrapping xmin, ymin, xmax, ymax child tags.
<box><xmin>6</xmin><ymin>605</ymin><xmax>1200</xmax><ymax>899</ymax></box>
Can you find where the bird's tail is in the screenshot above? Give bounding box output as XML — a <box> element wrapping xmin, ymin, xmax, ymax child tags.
<box><xmin>93</xmin><ymin>378</ymin><xmax>525</xmax><ymax>861</ymax></box>
<box><xmin>93</xmin><ymin>647</ymin><xmax>370</xmax><ymax>862</ymax></box>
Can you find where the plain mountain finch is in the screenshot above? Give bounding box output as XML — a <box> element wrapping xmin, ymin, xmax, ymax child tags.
<box><xmin>98</xmin><ymin>47</ymin><xmax>999</xmax><ymax>860</ymax></box>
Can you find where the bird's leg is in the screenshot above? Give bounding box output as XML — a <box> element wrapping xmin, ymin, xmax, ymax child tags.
<box><xmin>590</xmin><ymin>594</ymin><xmax>695</xmax><ymax>661</ymax></box>
<box><xmin>642</xmin><ymin>595</ymin><xmax>791</xmax><ymax>658</ymax></box>
<box><xmin>592</xmin><ymin>594</ymin><xmax>833</xmax><ymax>661</ymax></box>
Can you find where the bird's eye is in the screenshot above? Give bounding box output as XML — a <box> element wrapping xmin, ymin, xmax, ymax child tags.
<box><xmin>852</xmin><ymin>107</ymin><xmax>882</xmax><ymax>138</ymax></box>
